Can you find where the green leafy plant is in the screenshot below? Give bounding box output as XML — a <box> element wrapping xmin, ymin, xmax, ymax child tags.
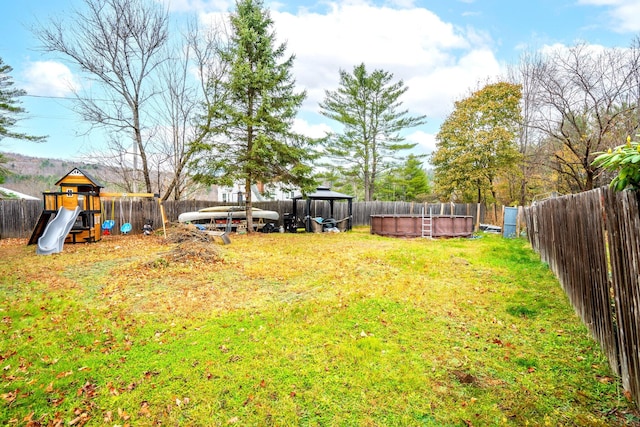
<box><xmin>592</xmin><ymin>136</ymin><xmax>640</xmax><ymax>191</ymax></box>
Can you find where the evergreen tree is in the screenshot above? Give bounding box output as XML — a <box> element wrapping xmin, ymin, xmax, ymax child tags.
<box><xmin>376</xmin><ymin>154</ymin><xmax>430</xmax><ymax>201</ymax></box>
<box><xmin>401</xmin><ymin>154</ymin><xmax>430</xmax><ymax>201</ymax></box>
<box><xmin>192</xmin><ymin>0</ymin><xmax>315</xmax><ymax>230</ymax></box>
<box><xmin>0</xmin><ymin>57</ymin><xmax>45</xmax><ymax>183</ymax></box>
<box><xmin>319</xmin><ymin>63</ymin><xmax>426</xmax><ymax>201</ymax></box>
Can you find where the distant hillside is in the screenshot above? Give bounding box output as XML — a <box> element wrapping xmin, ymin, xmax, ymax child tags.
<box><xmin>0</xmin><ymin>152</ymin><xmax>217</xmax><ymax>200</ymax></box>
<box><xmin>1</xmin><ymin>153</ymin><xmax>105</xmax><ymax>198</ymax></box>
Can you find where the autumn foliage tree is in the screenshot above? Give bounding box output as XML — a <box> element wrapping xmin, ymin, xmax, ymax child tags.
<box><xmin>431</xmin><ymin>82</ymin><xmax>523</xmax><ymax>204</ymax></box>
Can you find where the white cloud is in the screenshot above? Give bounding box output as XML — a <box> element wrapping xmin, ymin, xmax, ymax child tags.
<box><xmin>578</xmin><ymin>0</ymin><xmax>640</xmax><ymax>33</ymax></box>
<box><xmin>406</xmin><ymin>130</ymin><xmax>437</xmax><ymax>154</ymax></box>
<box><xmin>163</xmin><ymin>0</ymin><xmax>505</xmax><ymax>157</ymax></box>
<box><xmin>292</xmin><ymin>118</ymin><xmax>332</xmax><ymax>139</ymax></box>
<box><xmin>272</xmin><ymin>2</ymin><xmax>502</xmax><ymax>124</ymax></box>
<box><xmin>538</xmin><ymin>42</ymin><xmax>608</xmax><ymax>58</ymax></box>
<box><xmin>158</xmin><ymin>0</ymin><xmax>231</xmax><ymax>13</ymax></box>
<box><xmin>22</xmin><ymin>61</ymin><xmax>79</xmax><ymax>97</ymax></box>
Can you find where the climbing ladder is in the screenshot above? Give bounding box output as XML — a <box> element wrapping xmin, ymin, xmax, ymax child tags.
<box><xmin>421</xmin><ymin>207</ymin><xmax>433</xmax><ymax>238</ymax></box>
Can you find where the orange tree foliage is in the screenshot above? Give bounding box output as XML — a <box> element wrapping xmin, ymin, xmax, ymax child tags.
<box><xmin>431</xmin><ymin>82</ymin><xmax>523</xmax><ymax>203</ymax></box>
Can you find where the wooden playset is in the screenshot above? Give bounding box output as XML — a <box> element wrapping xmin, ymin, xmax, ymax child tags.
<box><xmin>28</xmin><ymin>168</ymin><xmax>163</xmax><ymax>253</ymax></box>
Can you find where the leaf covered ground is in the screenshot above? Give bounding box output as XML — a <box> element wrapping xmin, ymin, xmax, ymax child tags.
<box><xmin>0</xmin><ymin>228</ymin><xmax>638</xmax><ymax>426</ymax></box>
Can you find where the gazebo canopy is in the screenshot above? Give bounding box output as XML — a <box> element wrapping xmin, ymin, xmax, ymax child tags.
<box><xmin>292</xmin><ymin>186</ymin><xmax>354</xmax><ymax>201</ymax></box>
<box><xmin>292</xmin><ymin>186</ymin><xmax>354</xmax><ymax>232</ymax></box>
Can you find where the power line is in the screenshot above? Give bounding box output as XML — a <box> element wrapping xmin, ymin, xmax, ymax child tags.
<box><xmin>23</xmin><ymin>94</ymin><xmax>75</xmax><ymax>100</ymax></box>
<box><xmin>23</xmin><ymin>94</ymin><xmax>113</xmax><ymax>102</ymax></box>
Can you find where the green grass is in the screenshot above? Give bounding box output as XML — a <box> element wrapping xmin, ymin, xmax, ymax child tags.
<box><xmin>0</xmin><ymin>229</ymin><xmax>637</xmax><ymax>426</ymax></box>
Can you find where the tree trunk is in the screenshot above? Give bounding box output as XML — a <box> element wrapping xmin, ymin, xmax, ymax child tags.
<box><xmin>133</xmin><ymin>109</ymin><xmax>153</xmax><ymax>194</ymax></box>
<box><xmin>245</xmin><ymin>178</ymin><xmax>253</xmax><ymax>233</ymax></box>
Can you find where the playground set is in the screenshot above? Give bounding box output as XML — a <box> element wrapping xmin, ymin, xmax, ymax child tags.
<box><xmin>28</xmin><ymin>168</ymin><xmax>164</xmax><ymax>255</ymax></box>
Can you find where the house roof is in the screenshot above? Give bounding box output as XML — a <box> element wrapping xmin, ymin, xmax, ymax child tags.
<box><xmin>0</xmin><ymin>186</ymin><xmax>40</xmax><ymax>200</ymax></box>
<box><xmin>55</xmin><ymin>167</ymin><xmax>104</xmax><ymax>188</ymax></box>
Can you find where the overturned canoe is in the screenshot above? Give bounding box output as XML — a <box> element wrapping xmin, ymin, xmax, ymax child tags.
<box><xmin>178</xmin><ymin>206</ymin><xmax>279</xmax><ymax>227</ymax></box>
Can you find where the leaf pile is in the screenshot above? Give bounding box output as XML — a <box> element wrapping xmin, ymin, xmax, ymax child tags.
<box><xmin>162</xmin><ymin>241</ymin><xmax>221</xmax><ymax>264</ymax></box>
<box><xmin>165</xmin><ymin>223</ymin><xmax>219</xmax><ymax>244</ymax></box>
<box><xmin>151</xmin><ymin>224</ymin><xmax>222</xmax><ymax>264</ymax></box>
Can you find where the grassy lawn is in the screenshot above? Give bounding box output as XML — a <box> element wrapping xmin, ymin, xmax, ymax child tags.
<box><xmin>0</xmin><ymin>228</ymin><xmax>637</xmax><ymax>426</ymax></box>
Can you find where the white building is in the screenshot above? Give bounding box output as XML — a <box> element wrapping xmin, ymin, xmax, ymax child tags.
<box><xmin>218</xmin><ymin>182</ymin><xmax>297</xmax><ymax>203</ymax></box>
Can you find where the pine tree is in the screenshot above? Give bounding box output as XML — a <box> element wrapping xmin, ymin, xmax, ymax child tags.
<box><xmin>319</xmin><ymin>63</ymin><xmax>426</xmax><ymax>201</ymax></box>
<box><xmin>401</xmin><ymin>154</ymin><xmax>430</xmax><ymax>201</ymax></box>
<box><xmin>192</xmin><ymin>0</ymin><xmax>315</xmax><ymax>231</ymax></box>
<box><xmin>0</xmin><ymin>57</ymin><xmax>45</xmax><ymax>183</ymax></box>
<box><xmin>376</xmin><ymin>154</ymin><xmax>430</xmax><ymax>201</ymax></box>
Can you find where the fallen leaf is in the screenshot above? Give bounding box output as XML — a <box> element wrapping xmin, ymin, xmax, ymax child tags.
<box><xmin>597</xmin><ymin>376</ymin><xmax>614</xmax><ymax>384</ymax></box>
<box><xmin>56</xmin><ymin>371</ymin><xmax>73</xmax><ymax>379</ymax></box>
<box><xmin>118</xmin><ymin>407</ymin><xmax>130</xmax><ymax>421</ymax></box>
<box><xmin>68</xmin><ymin>412</ymin><xmax>88</xmax><ymax>425</ymax></box>
<box><xmin>1</xmin><ymin>391</ymin><xmax>16</xmax><ymax>404</ymax></box>
<box><xmin>139</xmin><ymin>401</ymin><xmax>151</xmax><ymax>417</ymax></box>
<box><xmin>50</xmin><ymin>397</ymin><xmax>64</xmax><ymax>407</ymax></box>
<box><xmin>243</xmin><ymin>395</ymin><xmax>254</xmax><ymax>406</ymax></box>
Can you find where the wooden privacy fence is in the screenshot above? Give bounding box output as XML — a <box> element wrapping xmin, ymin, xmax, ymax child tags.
<box><xmin>0</xmin><ymin>199</ymin><xmax>42</xmax><ymax>240</ymax></box>
<box><xmin>524</xmin><ymin>187</ymin><xmax>640</xmax><ymax>405</ymax></box>
<box><xmin>0</xmin><ymin>199</ymin><xmax>488</xmax><ymax>239</ymax></box>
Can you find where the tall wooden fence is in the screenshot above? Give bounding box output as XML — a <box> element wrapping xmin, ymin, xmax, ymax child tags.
<box><xmin>0</xmin><ymin>199</ymin><xmax>43</xmax><ymax>240</ymax></box>
<box><xmin>0</xmin><ymin>199</ymin><xmax>487</xmax><ymax>239</ymax></box>
<box><xmin>524</xmin><ymin>187</ymin><xmax>640</xmax><ymax>405</ymax></box>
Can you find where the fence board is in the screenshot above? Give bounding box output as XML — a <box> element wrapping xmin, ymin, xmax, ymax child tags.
<box><xmin>524</xmin><ymin>187</ymin><xmax>640</xmax><ymax>406</ymax></box>
<box><xmin>602</xmin><ymin>188</ymin><xmax>640</xmax><ymax>400</ymax></box>
<box><xmin>1</xmin><ymin>199</ymin><xmax>490</xmax><ymax>239</ymax></box>
<box><xmin>0</xmin><ymin>200</ymin><xmax>41</xmax><ymax>239</ymax></box>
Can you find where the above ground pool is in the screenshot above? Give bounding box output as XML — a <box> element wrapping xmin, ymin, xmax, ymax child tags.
<box><xmin>370</xmin><ymin>214</ymin><xmax>474</xmax><ymax>238</ymax></box>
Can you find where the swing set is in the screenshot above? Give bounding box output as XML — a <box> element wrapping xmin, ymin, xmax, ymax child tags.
<box><xmin>100</xmin><ymin>192</ymin><xmax>167</xmax><ymax>238</ymax></box>
<box><xmin>28</xmin><ymin>168</ymin><xmax>168</xmax><ymax>254</ymax></box>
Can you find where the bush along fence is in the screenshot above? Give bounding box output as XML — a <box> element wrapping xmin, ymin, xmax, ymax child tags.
<box><xmin>524</xmin><ymin>186</ymin><xmax>640</xmax><ymax>406</ymax></box>
<box><xmin>0</xmin><ymin>199</ymin><xmax>493</xmax><ymax>239</ymax></box>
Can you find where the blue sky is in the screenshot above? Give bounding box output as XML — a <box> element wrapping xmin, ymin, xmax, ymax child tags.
<box><xmin>1</xmin><ymin>0</ymin><xmax>638</xmax><ymax>161</ymax></box>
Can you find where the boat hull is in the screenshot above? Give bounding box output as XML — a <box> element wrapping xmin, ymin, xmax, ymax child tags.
<box><xmin>178</xmin><ymin>207</ymin><xmax>279</xmax><ymax>230</ymax></box>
